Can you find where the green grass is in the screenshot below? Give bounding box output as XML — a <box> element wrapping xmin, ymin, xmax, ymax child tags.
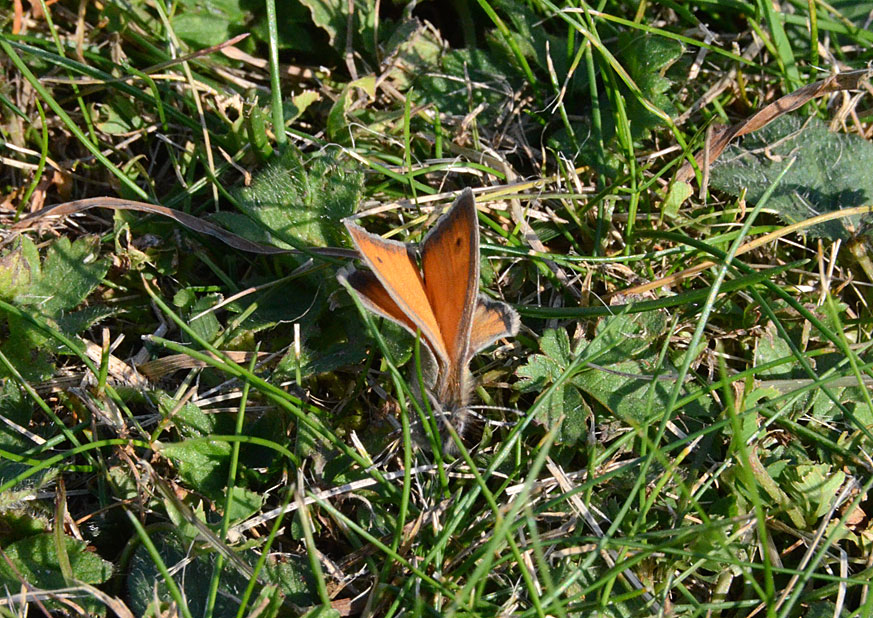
<box><xmin>2</xmin><ymin>1</ymin><xmax>873</xmax><ymax>617</ymax></box>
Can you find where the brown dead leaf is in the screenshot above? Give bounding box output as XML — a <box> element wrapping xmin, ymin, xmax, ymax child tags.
<box><xmin>676</xmin><ymin>69</ymin><xmax>873</xmax><ymax>184</ymax></box>
<box><xmin>10</xmin><ymin>196</ymin><xmax>356</xmax><ymax>258</ymax></box>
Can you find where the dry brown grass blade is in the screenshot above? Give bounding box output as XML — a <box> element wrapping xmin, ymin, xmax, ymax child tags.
<box><xmin>676</xmin><ymin>69</ymin><xmax>873</xmax><ymax>184</ymax></box>
<box><xmin>136</xmin><ymin>350</ymin><xmax>275</xmax><ymax>381</ymax></box>
<box><xmin>9</xmin><ymin>197</ymin><xmax>357</xmax><ymax>258</ymax></box>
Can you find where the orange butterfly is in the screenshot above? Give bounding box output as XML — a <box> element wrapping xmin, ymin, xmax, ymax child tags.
<box><xmin>339</xmin><ymin>188</ymin><xmax>518</xmax><ymax>422</ymax></box>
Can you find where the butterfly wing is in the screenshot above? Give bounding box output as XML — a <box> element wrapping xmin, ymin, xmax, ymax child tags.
<box><xmin>344</xmin><ymin>221</ymin><xmax>449</xmax><ymax>366</ymax></box>
<box><xmin>420</xmin><ymin>188</ymin><xmax>479</xmax><ymax>370</ymax></box>
<box><xmin>340</xmin><ymin>268</ymin><xmax>417</xmax><ymax>333</ymax></box>
<box><xmin>339</xmin><ymin>267</ymin><xmax>441</xmax><ymax>387</ymax></box>
<box><xmin>469</xmin><ymin>295</ymin><xmax>519</xmax><ymax>355</ymax></box>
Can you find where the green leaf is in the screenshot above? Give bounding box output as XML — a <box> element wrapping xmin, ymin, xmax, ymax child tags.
<box><xmin>574</xmin><ymin>359</ymin><xmax>673</xmax><ymax>425</ymax></box>
<box><xmin>94</xmin><ymin>97</ymin><xmax>145</xmax><ymax>134</ymax></box>
<box><xmin>710</xmin><ymin>114</ymin><xmax>873</xmax><ymax>240</ymax></box>
<box><xmin>225</xmin><ymin>486</ymin><xmax>264</xmax><ymax>523</ymax></box>
<box><xmin>249</xmin><ymin>2</ymin><xmax>321</xmax><ymax>53</ymax></box>
<box><xmin>187</xmin><ymin>293</ymin><xmax>223</xmax><ymax>344</ymax></box>
<box><xmin>326</xmin><ymin>83</ymin><xmax>354</xmax><ymax>142</ymax></box>
<box><xmin>171</xmin><ymin>0</ymin><xmax>245</xmax><ymax>48</ymax></box>
<box><xmin>0</xmin><ymin>506</ymin><xmax>49</xmax><ymax>540</ymax></box>
<box><xmin>538</xmin><ymin>382</ymin><xmax>590</xmax><ymax>445</ymax></box>
<box><xmin>0</xmin><ymin>533</ymin><xmax>112</xmax><ymax>590</ymax></box>
<box><xmin>300</xmin><ymin>608</ymin><xmax>341</xmax><ymax>618</ymax></box>
<box><xmin>265</xmin><ymin>554</ymin><xmax>318</xmax><ymax>604</ymax></box>
<box><xmin>226</xmin><ymin>274</ymin><xmax>324</xmax><ymax>333</ymax></box>
<box><xmin>55</xmin><ymin>305</ymin><xmax>117</xmax><ymax>339</ymax></box>
<box><xmin>128</xmin><ymin>528</ymin><xmax>316</xmax><ymax>617</ymax></box>
<box><xmin>662</xmin><ymin>181</ymin><xmax>693</xmax><ymax>219</ymax></box>
<box><xmin>784</xmin><ymin>463</ymin><xmax>846</xmax><ymax>525</ymax></box>
<box><xmin>232</xmin><ymin>150</ymin><xmax>362</xmax><ymax>249</ymax></box>
<box><xmin>158</xmin><ymin>439</ymin><xmax>231</xmax><ymax>497</ymax></box>
<box><xmin>127</xmin><ymin>529</ymin><xmax>311</xmax><ymax>618</ymax></box>
<box><xmin>299</xmin><ymin>0</ymin><xmax>376</xmax><ymax>54</ymax></box>
<box><xmin>753</xmin><ymin>320</ymin><xmax>798</xmax><ymax>378</ymax></box>
<box><xmin>0</xmin><ymin>237</ymin><xmax>38</xmax><ymax>301</ymax></box>
<box><xmin>516</xmin><ymin>328</ymin><xmax>574</xmax><ymax>392</ymax></box>
<box><xmin>159</xmin><ymin>393</ymin><xmax>215</xmax><ymax>437</ymax></box>
<box><xmin>28</xmin><ymin>236</ymin><xmax>108</xmax><ymax>317</ymax></box>
<box><xmin>586</xmin><ymin>311</ymin><xmax>669</xmax><ymax>365</ymax></box>
<box><xmin>0</xmin><ymin>380</ymin><xmax>32</xmax><ymax>451</ymax></box>
<box><xmin>617</xmin><ymin>32</ymin><xmax>684</xmax><ymax>137</ymax></box>
<box><xmin>275</xmin><ymin>339</ymin><xmax>367</xmax><ymax>381</ymax></box>
<box><xmin>416</xmin><ymin>48</ymin><xmax>516</xmax><ymax>122</ymax></box>
<box><xmin>1</xmin><ymin>312</ymin><xmax>55</xmax><ymax>380</ymax></box>
<box><xmin>163</xmin><ymin>497</ymin><xmax>209</xmax><ymax>543</ymax></box>
<box><xmin>173</xmin><ymin>13</ymin><xmax>233</xmax><ymax>48</ymax></box>
<box><xmin>284</xmin><ymin>90</ymin><xmax>321</xmax><ymax>124</ymax></box>
<box><xmin>515</xmin><ymin>329</ymin><xmax>589</xmax><ymax>443</ymax></box>
<box><xmin>380</xmin><ymin>19</ymin><xmax>445</xmax><ymax>92</ymax></box>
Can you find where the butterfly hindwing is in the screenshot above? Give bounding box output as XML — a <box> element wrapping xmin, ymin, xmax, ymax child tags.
<box><xmin>344</xmin><ymin>221</ymin><xmax>448</xmax><ymax>365</ymax></box>
<box><xmin>469</xmin><ymin>295</ymin><xmax>519</xmax><ymax>356</ymax></box>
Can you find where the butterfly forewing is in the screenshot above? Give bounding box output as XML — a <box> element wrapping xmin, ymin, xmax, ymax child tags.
<box><xmin>420</xmin><ymin>189</ymin><xmax>479</xmax><ymax>368</ymax></box>
<box><xmin>345</xmin><ymin>222</ymin><xmax>449</xmax><ymax>364</ymax></box>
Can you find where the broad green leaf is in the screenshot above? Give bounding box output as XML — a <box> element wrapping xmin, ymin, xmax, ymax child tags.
<box><xmin>28</xmin><ymin>236</ymin><xmax>108</xmax><ymax>317</ymax></box>
<box><xmin>249</xmin><ymin>2</ymin><xmax>321</xmax><ymax>53</ymax></box>
<box><xmin>275</xmin><ymin>339</ymin><xmax>368</xmax><ymax>381</ymax></box>
<box><xmin>535</xmin><ymin>380</ymin><xmax>590</xmax><ymax>444</ymax></box>
<box><xmin>207</xmin><ymin>211</ymin><xmax>278</xmax><ymax>247</ymax></box>
<box><xmin>618</xmin><ymin>32</ymin><xmax>684</xmax><ymax>137</ymax></box>
<box><xmin>163</xmin><ymin>497</ymin><xmax>209</xmax><ymax>543</ymax></box>
<box><xmin>225</xmin><ymin>486</ymin><xmax>263</xmax><ymax>523</ymax></box>
<box><xmin>55</xmin><ymin>305</ymin><xmax>117</xmax><ymax>339</ymax></box>
<box><xmin>0</xmin><ymin>506</ymin><xmax>49</xmax><ymax>539</ymax></box>
<box><xmin>710</xmin><ymin>114</ymin><xmax>873</xmax><ymax>240</ymax></box>
<box><xmin>574</xmin><ymin>359</ymin><xmax>673</xmax><ymax>425</ymax></box>
<box><xmin>157</xmin><ymin>439</ymin><xmax>231</xmax><ymax>497</ymax></box>
<box><xmin>284</xmin><ymin>90</ymin><xmax>321</xmax><ymax>124</ymax></box>
<box><xmin>416</xmin><ymin>48</ymin><xmax>516</xmax><ymax>121</ymax></box>
<box><xmin>662</xmin><ymin>181</ymin><xmax>693</xmax><ymax>219</ymax></box>
<box><xmin>299</xmin><ymin>0</ymin><xmax>376</xmax><ymax>54</ymax></box>
<box><xmin>753</xmin><ymin>321</ymin><xmax>798</xmax><ymax>378</ymax></box>
<box><xmin>381</xmin><ymin>19</ymin><xmax>445</xmax><ymax>92</ymax></box>
<box><xmin>0</xmin><ymin>380</ymin><xmax>32</xmax><ymax>451</ymax></box>
<box><xmin>0</xmin><ymin>533</ymin><xmax>112</xmax><ymax>590</ymax></box>
<box><xmin>301</xmin><ymin>608</ymin><xmax>342</xmax><ymax>618</ymax></box>
<box><xmin>586</xmin><ymin>310</ymin><xmax>669</xmax><ymax>365</ymax></box>
<box><xmin>1</xmin><ymin>312</ymin><xmax>55</xmax><ymax>380</ymax></box>
<box><xmin>187</xmin><ymin>293</ymin><xmax>223</xmax><ymax>344</ymax></box>
<box><xmin>129</xmin><ymin>530</ymin><xmax>254</xmax><ymax>618</ymax></box>
<box><xmin>326</xmin><ymin>84</ymin><xmax>354</xmax><ymax>142</ymax></box>
<box><xmin>158</xmin><ymin>393</ymin><xmax>215</xmax><ymax>437</ymax></box>
<box><xmin>171</xmin><ymin>0</ymin><xmax>245</xmax><ymax>48</ymax></box>
<box><xmin>173</xmin><ymin>13</ymin><xmax>233</xmax><ymax>48</ymax></box>
<box><xmin>233</xmin><ymin>150</ymin><xmax>362</xmax><ymax>249</ymax></box>
<box><xmin>806</xmin><ymin>602</ymin><xmax>839</xmax><ymax>618</ymax></box>
<box><xmin>516</xmin><ymin>328</ymin><xmax>574</xmax><ymax>392</ymax></box>
<box><xmin>94</xmin><ymin>98</ymin><xmax>145</xmax><ymax>134</ymax></box>
<box><xmin>265</xmin><ymin>554</ymin><xmax>317</xmax><ymax>604</ymax></box>
<box><xmin>128</xmin><ymin>530</ymin><xmax>316</xmax><ymax>618</ymax></box>
<box><xmin>515</xmin><ymin>328</ymin><xmax>589</xmax><ymax>443</ymax></box>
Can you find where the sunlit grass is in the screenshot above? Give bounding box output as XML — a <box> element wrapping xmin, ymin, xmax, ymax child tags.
<box><xmin>1</xmin><ymin>1</ymin><xmax>872</xmax><ymax>616</ymax></box>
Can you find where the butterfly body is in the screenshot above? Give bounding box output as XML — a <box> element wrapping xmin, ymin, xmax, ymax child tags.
<box><xmin>340</xmin><ymin>188</ymin><xmax>519</xmax><ymax>429</ymax></box>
